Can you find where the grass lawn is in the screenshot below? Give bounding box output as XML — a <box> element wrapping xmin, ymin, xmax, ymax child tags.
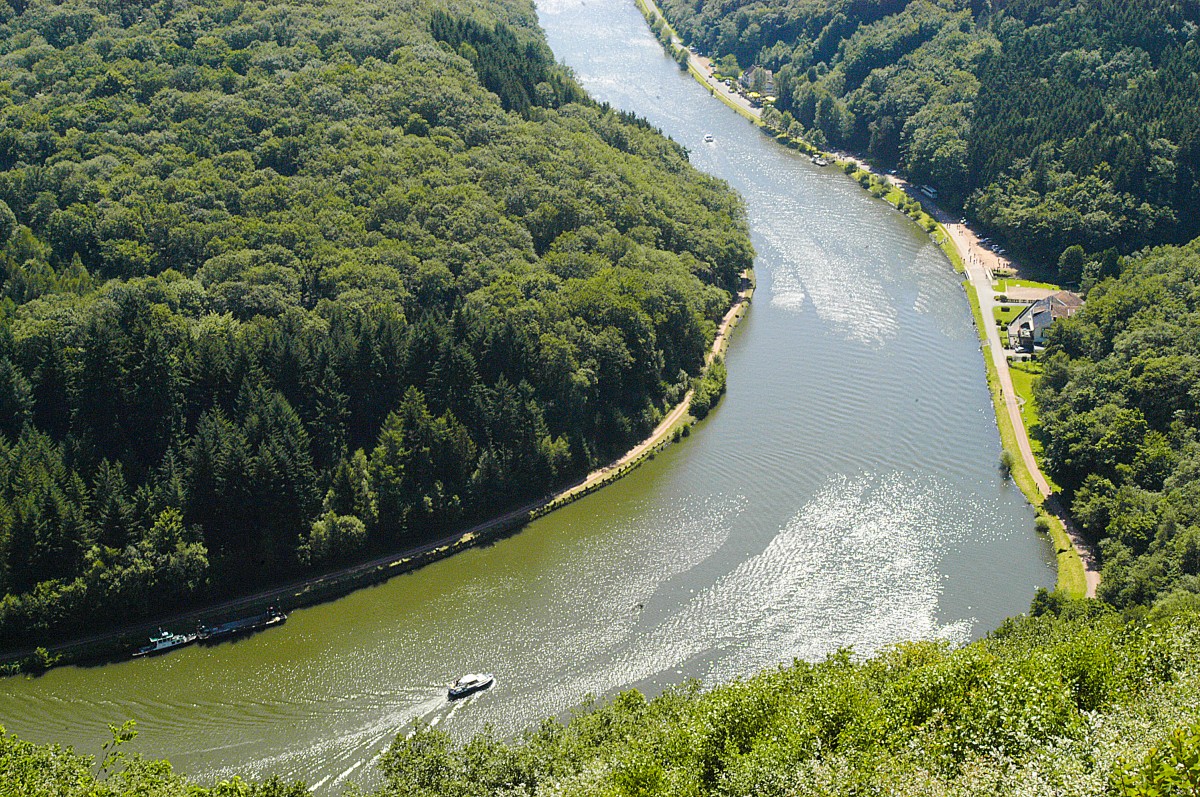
<box><xmin>1007</xmin><ymin>360</ymin><xmax>1063</xmax><ymax>492</ymax></box>
<box><xmin>993</xmin><ymin>305</ymin><xmax>1020</xmax><ymax>347</ymax></box>
<box><xmin>992</xmin><ymin>305</ymin><xmax>1019</xmax><ymax>321</ymax></box>
<box><xmin>1008</xmin><ymin>360</ymin><xmax>1042</xmax><ymax>438</ymax></box>
<box><xmin>939</xmin><ymin>231</ymin><xmax>964</xmax><ymax>272</ymax></box>
<box><xmin>995</xmin><ymin>278</ymin><xmax>1061</xmax><ymax>293</ymax></box>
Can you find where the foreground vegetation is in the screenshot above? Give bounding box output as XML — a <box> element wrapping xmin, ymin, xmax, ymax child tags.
<box><xmin>0</xmin><ymin>0</ymin><xmax>753</xmax><ymax>648</ymax></box>
<box><xmin>5</xmin><ymin>600</ymin><xmax>1200</xmax><ymax>795</ymax></box>
<box><xmin>659</xmin><ymin>0</ymin><xmax>1200</xmax><ymax>277</ymax></box>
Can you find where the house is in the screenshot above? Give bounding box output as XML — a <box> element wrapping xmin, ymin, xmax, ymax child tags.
<box><xmin>1009</xmin><ymin>290</ymin><xmax>1084</xmax><ymax>350</ymax></box>
<box><xmin>738</xmin><ymin>65</ymin><xmax>775</xmax><ymax>95</ymax></box>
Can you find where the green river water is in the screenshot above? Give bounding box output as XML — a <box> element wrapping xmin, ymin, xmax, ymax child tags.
<box><xmin>0</xmin><ymin>0</ymin><xmax>1055</xmax><ymax>791</ymax></box>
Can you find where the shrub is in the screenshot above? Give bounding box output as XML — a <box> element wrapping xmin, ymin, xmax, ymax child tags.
<box><xmin>689</xmin><ymin>359</ymin><xmax>727</xmax><ymax>420</ymax></box>
<box><xmin>1111</xmin><ymin>722</ymin><xmax>1200</xmax><ymax>796</ymax></box>
<box><xmin>297</xmin><ymin>512</ymin><xmax>368</xmax><ymax>565</ymax></box>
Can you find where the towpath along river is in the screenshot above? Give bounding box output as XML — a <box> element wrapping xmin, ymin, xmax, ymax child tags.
<box><xmin>0</xmin><ymin>0</ymin><xmax>1054</xmax><ymax>792</ymax></box>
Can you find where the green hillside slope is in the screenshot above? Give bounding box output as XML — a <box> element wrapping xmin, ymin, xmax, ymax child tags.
<box><xmin>0</xmin><ymin>0</ymin><xmax>753</xmax><ymax>648</ymax></box>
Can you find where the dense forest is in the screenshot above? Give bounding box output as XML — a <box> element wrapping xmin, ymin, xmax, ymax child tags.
<box><xmin>0</xmin><ymin>0</ymin><xmax>754</xmax><ymax>647</ymax></box>
<box><xmin>5</xmin><ymin>599</ymin><xmax>1200</xmax><ymax>795</ymax></box>
<box><xmin>1037</xmin><ymin>240</ymin><xmax>1200</xmax><ymax>610</ymax></box>
<box><xmin>658</xmin><ymin>0</ymin><xmax>1200</xmax><ymax>274</ymax></box>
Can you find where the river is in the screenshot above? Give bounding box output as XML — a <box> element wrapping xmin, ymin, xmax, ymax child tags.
<box><xmin>0</xmin><ymin>0</ymin><xmax>1054</xmax><ymax>791</ymax></box>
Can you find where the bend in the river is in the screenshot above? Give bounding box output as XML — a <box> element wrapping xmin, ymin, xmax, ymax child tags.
<box><xmin>0</xmin><ymin>1</ymin><xmax>1054</xmax><ymax>792</ymax></box>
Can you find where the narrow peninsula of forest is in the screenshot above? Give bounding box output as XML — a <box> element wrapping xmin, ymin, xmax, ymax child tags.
<box><xmin>6</xmin><ymin>0</ymin><xmax>1200</xmax><ymax>795</ymax></box>
<box><xmin>0</xmin><ymin>0</ymin><xmax>753</xmax><ymax>652</ymax></box>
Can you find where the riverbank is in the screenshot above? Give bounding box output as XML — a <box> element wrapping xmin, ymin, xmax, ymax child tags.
<box><xmin>632</xmin><ymin>0</ymin><xmax>761</xmax><ymax>125</ymax></box>
<box><xmin>934</xmin><ymin>213</ymin><xmax>1097</xmax><ymax>598</ymax></box>
<box><xmin>833</xmin><ymin>154</ymin><xmax>1096</xmax><ymax>598</ymax></box>
<box><xmin>831</xmin><ymin>167</ymin><xmax>1095</xmax><ymax>596</ymax></box>
<box><xmin>824</xmin><ymin>165</ymin><xmax>1095</xmax><ymax>597</ymax></box>
<box><xmin>1</xmin><ymin>272</ymin><xmax>754</xmax><ymax>674</ymax></box>
<box><xmin>634</xmin><ymin>0</ymin><xmax>1093</xmax><ymax>597</ymax></box>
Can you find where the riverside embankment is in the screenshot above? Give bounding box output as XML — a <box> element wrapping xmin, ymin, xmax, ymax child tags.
<box><xmin>0</xmin><ymin>1</ymin><xmax>1052</xmax><ymax>792</ymax></box>
<box><xmin>0</xmin><ymin>272</ymin><xmax>754</xmax><ymax>673</ymax></box>
<box><xmin>636</xmin><ymin>0</ymin><xmax>1094</xmax><ymax>596</ymax></box>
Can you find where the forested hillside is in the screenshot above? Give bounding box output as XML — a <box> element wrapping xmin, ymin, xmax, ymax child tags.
<box><xmin>659</xmin><ymin>0</ymin><xmax>1200</xmax><ymax>273</ymax></box>
<box><xmin>5</xmin><ymin>600</ymin><xmax>1200</xmax><ymax>795</ymax></box>
<box><xmin>1038</xmin><ymin>240</ymin><xmax>1200</xmax><ymax>610</ymax></box>
<box><xmin>0</xmin><ymin>0</ymin><xmax>753</xmax><ymax>647</ymax></box>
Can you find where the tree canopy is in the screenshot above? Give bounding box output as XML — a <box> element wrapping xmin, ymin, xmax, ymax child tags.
<box><xmin>0</xmin><ymin>0</ymin><xmax>753</xmax><ymax>648</ymax></box>
<box><xmin>1038</xmin><ymin>239</ymin><xmax>1200</xmax><ymax>609</ymax></box>
<box><xmin>659</xmin><ymin>0</ymin><xmax>1200</xmax><ymax>275</ymax></box>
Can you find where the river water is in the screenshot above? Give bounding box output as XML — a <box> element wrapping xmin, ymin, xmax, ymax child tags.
<box><xmin>0</xmin><ymin>0</ymin><xmax>1053</xmax><ymax>791</ymax></box>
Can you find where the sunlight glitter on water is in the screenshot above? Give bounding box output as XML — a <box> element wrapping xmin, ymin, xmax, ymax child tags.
<box><xmin>521</xmin><ymin>471</ymin><xmax>984</xmax><ymax>716</ymax></box>
<box><xmin>0</xmin><ymin>2</ymin><xmax>1052</xmax><ymax>791</ymax></box>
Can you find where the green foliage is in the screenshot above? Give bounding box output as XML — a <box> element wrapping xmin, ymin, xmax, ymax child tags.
<box><xmin>688</xmin><ymin>357</ymin><xmax>726</xmax><ymax>419</ymax></box>
<box><xmin>298</xmin><ymin>512</ymin><xmax>367</xmax><ymax>566</ymax></box>
<box><xmin>1113</xmin><ymin>723</ymin><xmax>1200</xmax><ymax>797</ymax></box>
<box><xmin>674</xmin><ymin>43</ymin><xmax>690</xmax><ymax>69</ymax></box>
<box><xmin>999</xmin><ymin>448</ymin><xmax>1014</xmax><ymax>479</ymax></box>
<box><xmin>428</xmin><ymin>10</ymin><xmax>584</xmax><ymax>115</ymax></box>
<box><xmin>1038</xmin><ymin>238</ymin><xmax>1200</xmax><ymax>607</ymax></box>
<box><xmin>0</xmin><ymin>0</ymin><xmax>754</xmax><ymax>648</ymax></box>
<box><xmin>0</xmin><ymin>720</ymin><xmax>309</xmax><ymax>795</ymax></box>
<box><xmin>658</xmin><ymin>0</ymin><xmax>1200</xmax><ymax>273</ymax></box>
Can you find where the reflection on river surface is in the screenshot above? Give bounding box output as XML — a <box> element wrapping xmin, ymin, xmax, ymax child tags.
<box><xmin>0</xmin><ymin>0</ymin><xmax>1053</xmax><ymax>792</ymax></box>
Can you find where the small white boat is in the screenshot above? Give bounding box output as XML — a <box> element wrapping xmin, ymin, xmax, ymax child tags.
<box><xmin>703</xmin><ymin>133</ymin><xmax>715</xmax><ymax>143</ymax></box>
<box><xmin>448</xmin><ymin>673</ymin><xmax>495</xmax><ymax>700</ymax></box>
